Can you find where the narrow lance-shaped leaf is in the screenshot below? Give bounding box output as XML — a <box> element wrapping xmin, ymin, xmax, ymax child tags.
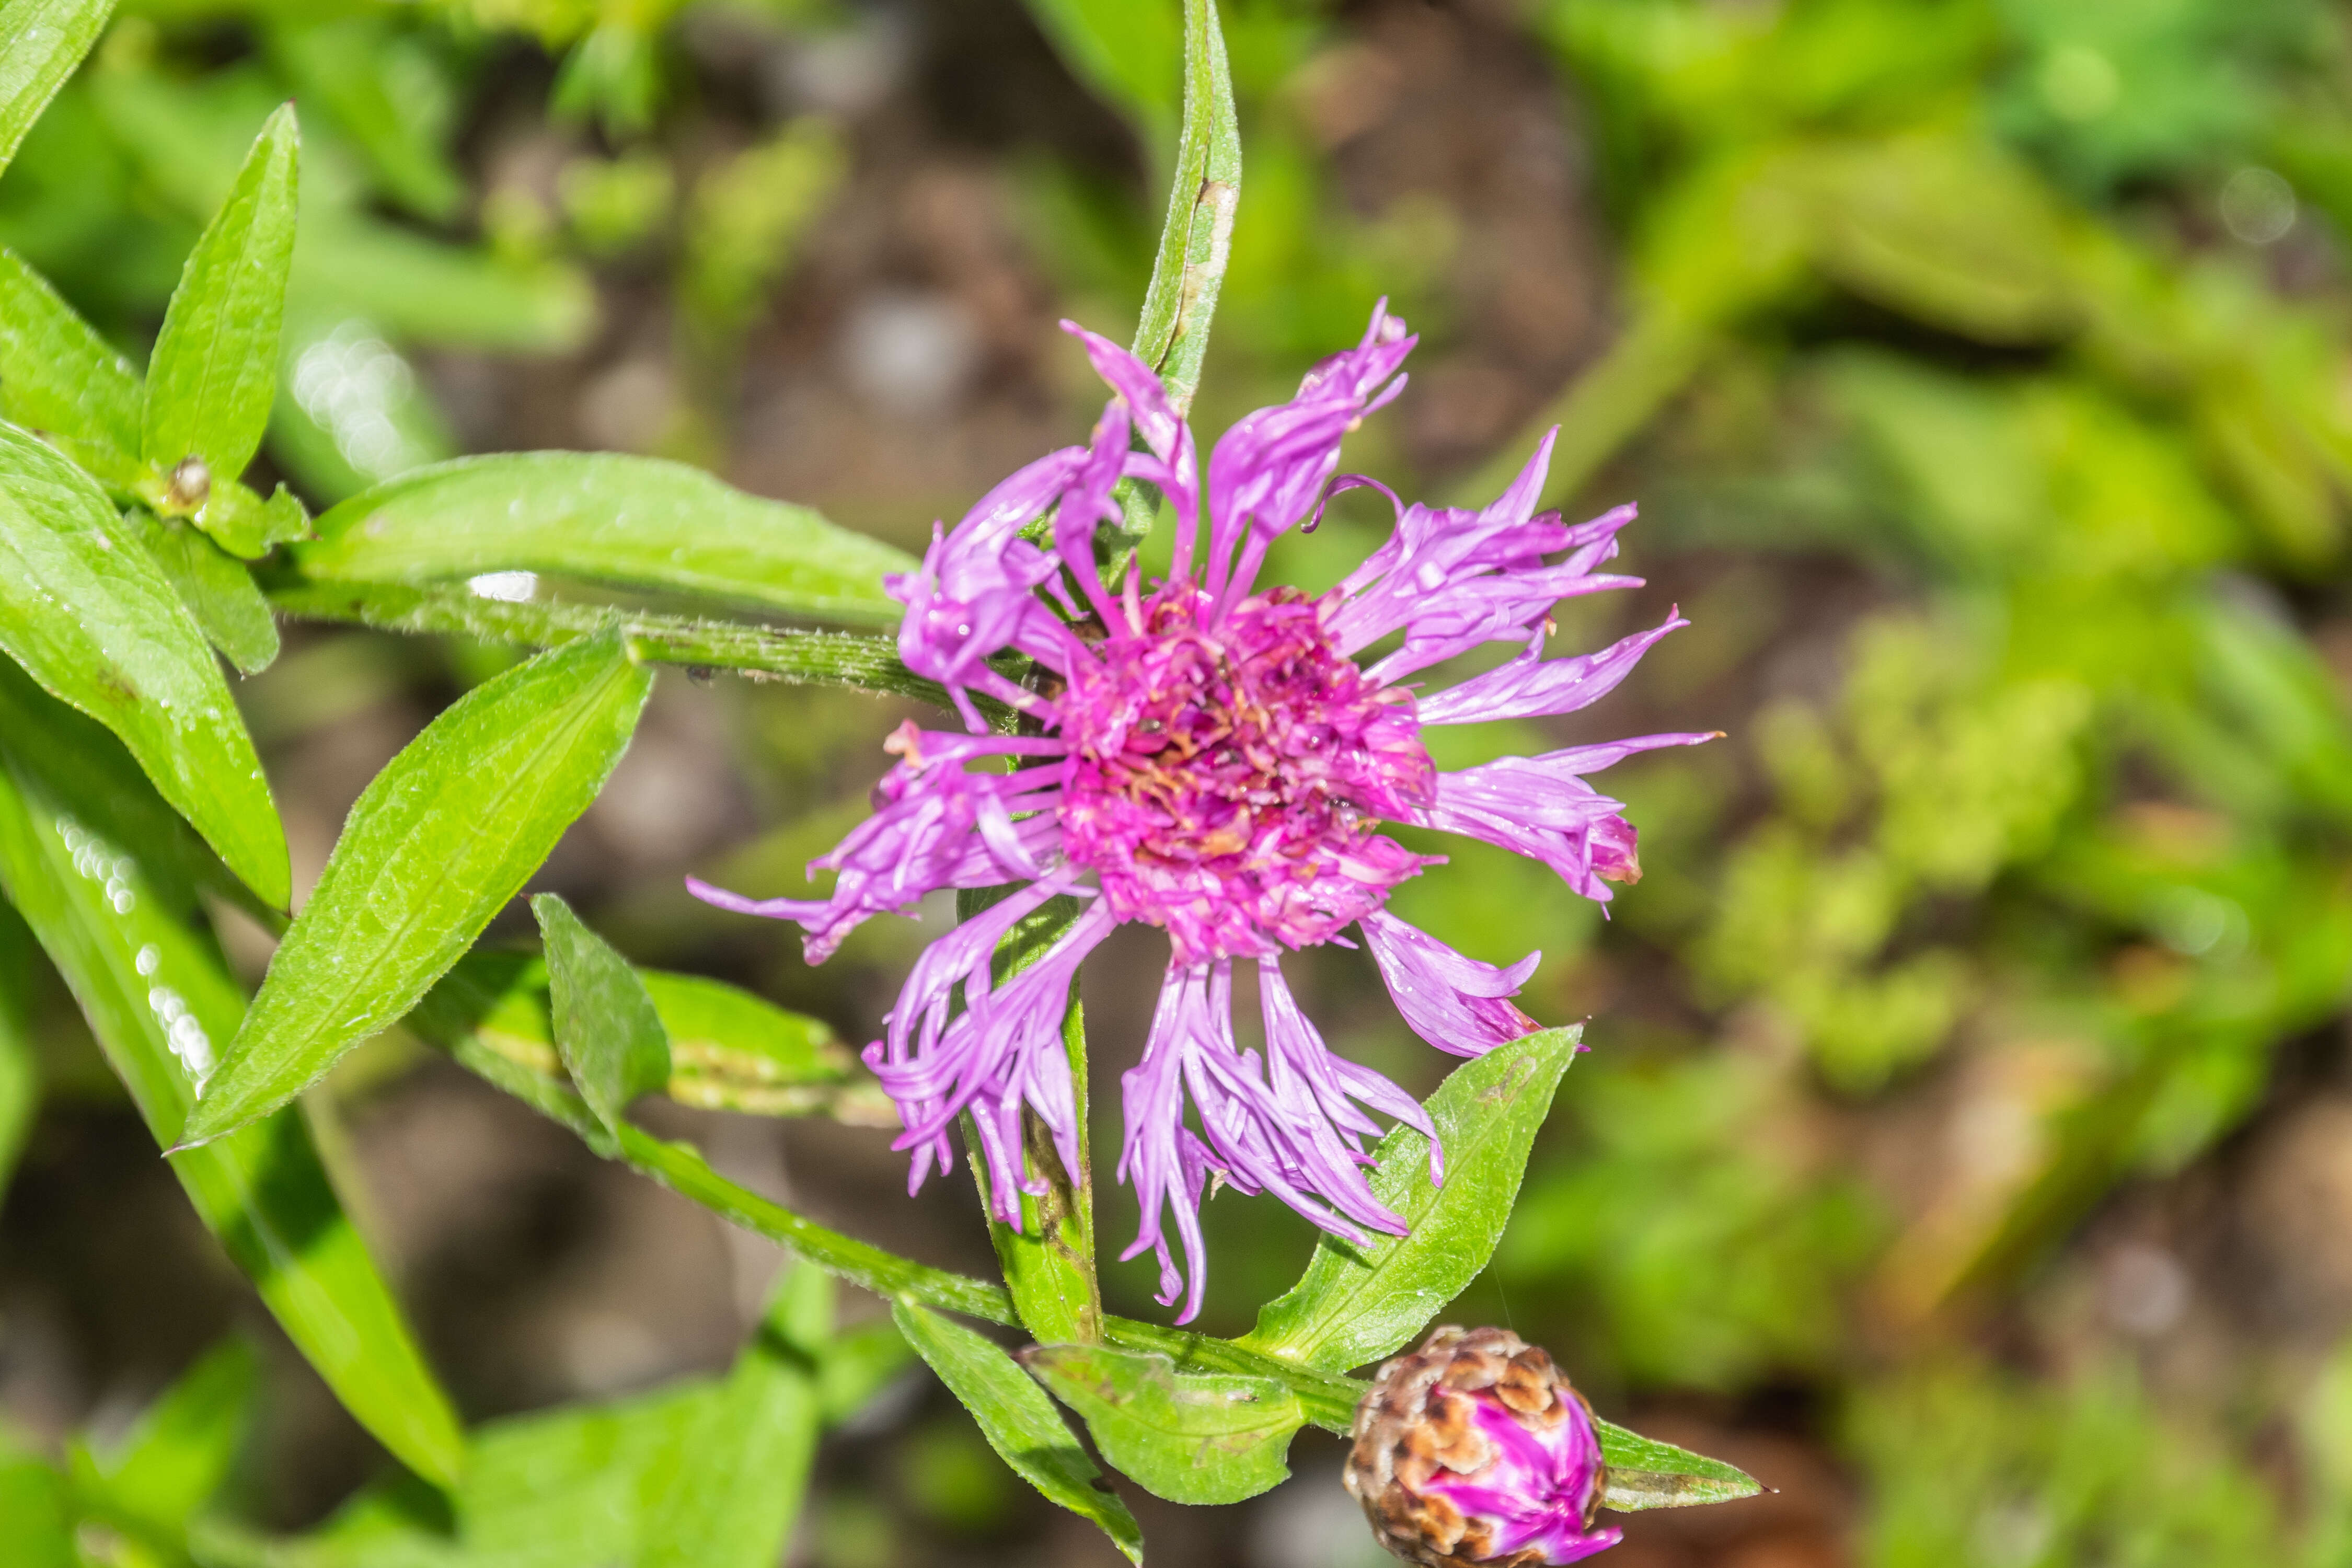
<box><xmin>1243</xmin><ymin>1026</ymin><xmax>1583</xmax><ymax>1374</ymax></box>
<box><xmin>0</xmin><ymin>0</ymin><xmax>117</xmax><ymax>174</ymax></box>
<box><xmin>0</xmin><ymin>244</ymin><xmax>143</xmax><ymax>481</ymax></box>
<box><xmin>0</xmin><ymin>724</ymin><xmax>464</xmax><ymax>1485</ymax></box>
<box><xmin>892</xmin><ymin>1301</ymin><xmax>1144</xmax><ymax>1565</ymax></box>
<box><xmin>639</xmin><ymin>1262</ymin><xmax>829</xmax><ymax>1568</ymax></box>
<box><xmin>129</xmin><ymin>509</ymin><xmax>280</xmax><ymax>675</ymax></box>
<box><xmin>1594</xmin><ymin>1418</ymin><xmax>1765</xmax><ymax>1511</ymax></box>
<box><xmin>298</xmin><ymin>453</ymin><xmax>915</xmax><ymax>625</ymax></box>
<box><xmin>0</xmin><ymin>419</ymin><xmax>289</xmax><ymax>907</ymax></box>
<box><xmin>142</xmin><ymin>101</ymin><xmax>302</xmax><ymax>555</ymax></box>
<box><xmin>533</xmin><ymin>892</ymin><xmax>669</xmax><ymax>1136</ymax></box>
<box><xmin>183</xmin><ymin>631</ymin><xmax>652</xmax><ymax>1146</ymax></box>
<box><xmin>1023</xmin><ymin>1343</ymin><xmax>1302</xmax><ymax>1506</ymax></box>
<box><xmin>1129</xmin><ymin>0</ymin><xmax>1240</xmax><ymax>415</ymax></box>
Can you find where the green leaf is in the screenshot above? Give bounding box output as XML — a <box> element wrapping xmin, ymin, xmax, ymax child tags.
<box><xmin>192</xmin><ymin>475</ymin><xmax>312</xmax><ymax>561</ymax></box>
<box><xmin>1023</xmin><ymin>1343</ymin><xmax>1301</xmax><ymax>1505</ymax></box>
<box><xmin>1243</xmin><ymin>1025</ymin><xmax>1584</xmax><ymax>1374</ymax></box>
<box><xmin>184</xmin><ymin>631</ymin><xmax>652</xmax><ymax>1146</ymax></box>
<box><xmin>532</xmin><ymin>892</ymin><xmax>670</xmax><ymax>1136</ymax></box>
<box><xmin>143</xmin><ymin>102</ymin><xmax>300</xmax><ymax>503</ymax></box>
<box><xmin>130</xmin><ymin>509</ymin><xmax>281</xmax><ymax>674</ymax></box>
<box><xmin>0</xmin><ymin>903</ymin><xmax>39</xmax><ymax>1196</ymax></box>
<box><xmin>89</xmin><ymin>1338</ymin><xmax>258</xmax><ymax>1531</ymax></box>
<box><xmin>0</xmin><ymin>418</ymin><xmax>289</xmax><ymax>908</ymax></box>
<box><xmin>0</xmin><ymin>243</ymin><xmax>143</xmax><ymax>475</ymax></box>
<box><xmin>0</xmin><ymin>0</ymin><xmax>117</xmax><ymax>175</ymax></box>
<box><xmin>648</xmin><ymin>968</ymin><xmax>861</xmax><ymax>1116</ymax></box>
<box><xmin>639</xmin><ymin>1264</ymin><xmax>828</xmax><ymax>1568</ymax></box>
<box><xmin>891</xmin><ymin>1302</ymin><xmax>1144</xmax><ymax>1565</ymax></box>
<box><xmin>0</xmin><ymin>735</ymin><xmax>464</xmax><ymax>1486</ymax></box>
<box><xmin>1129</xmin><ymin>0</ymin><xmax>1240</xmax><ymax>416</ymax></box>
<box><xmin>1595</xmin><ymin>1417</ymin><xmax>1766</xmax><ymax>1511</ymax></box>
<box><xmin>299</xmin><ymin>453</ymin><xmax>915</xmax><ymax>625</ymax></box>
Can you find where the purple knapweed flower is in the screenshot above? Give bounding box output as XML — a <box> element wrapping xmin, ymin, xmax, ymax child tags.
<box><xmin>1346</xmin><ymin>1327</ymin><xmax>1621</xmax><ymax>1565</ymax></box>
<box><xmin>689</xmin><ymin>304</ymin><xmax>1709</xmax><ymax>1321</ymax></box>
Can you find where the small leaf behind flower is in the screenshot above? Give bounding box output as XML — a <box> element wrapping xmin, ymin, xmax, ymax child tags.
<box><xmin>892</xmin><ymin>1302</ymin><xmax>1144</xmax><ymax>1564</ymax></box>
<box><xmin>1243</xmin><ymin>1026</ymin><xmax>1583</xmax><ymax>1375</ymax></box>
<box><xmin>1023</xmin><ymin>1343</ymin><xmax>1301</xmax><ymax>1505</ymax></box>
<box><xmin>1596</xmin><ymin>1418</ymin><xmax>1766</xmax><ymax>1511</ymax></box>
<box><xmin>532</xmin><ymin>892</ymin><xmax>669</xmax><ymax>1136</ymax></box>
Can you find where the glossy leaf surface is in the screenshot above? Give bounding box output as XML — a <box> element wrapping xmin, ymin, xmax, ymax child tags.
<box><xmin>0</xmin><ymin>724</ymin><xmax>463</xmax><ymax>1485</ymax></box>
<box><xmin>0</xmin><ymin>419</ymin><xmax>287</xmax><ymax>907</ymax></box>
<box><xmin>532</xmin><ymin>891</ymin><xmax>669</xmax><ymax>1136</ymax></box>
<box><xmin>142</xmin><ymin>103</ymin><xmax>299</xmax><ymax>500</ymax></box>
<box><xmin>1244</xmin><ymin>1027</ymin><xmax>1583</xmax><ymax>1373</ymax></box>
<box><xmin>0</xmin><ymin>244</ymin><xmax>143</xmax><ymax>476</ymax></box>
<box><xmin>300</xmin><ymin>453</ymin><xmax>914</xmax><ymax>624</ymax></box>
<box><xmin>1024</xmin><ymin>1343</ymin><xmax>1301</xmax><ymax>1505</ymax></box>
<box><xmin>187</xmin><ymin>632</ymin><xmax>651</xmax><ymax>1144</ymax></box>
<box><xmin>892</xmin><ymin>1301</ymin><xmax>1144</xmax><ymax>1564</ymax></box>
<box><xmin>0</xmin><ymin>0</ymin><xmax>115</xmax><ymax>173</ymax></box>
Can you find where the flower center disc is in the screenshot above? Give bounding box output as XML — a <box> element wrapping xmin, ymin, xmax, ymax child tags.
<box><xmin>1059</xmin><ymin>587</ymin><xmax>1434</xmax><ymax>961</ymax></box>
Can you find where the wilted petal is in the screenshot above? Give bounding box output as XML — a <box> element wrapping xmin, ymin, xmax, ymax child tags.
<box><xmin>1205</xmin><ymin>303</ymin><xmax>1416</xmax><ymax>607</ymax></box>
<box><xmin>1361</xmin><ymin>907</ymin><xmax>1540</xmax><ymax>1057</ymax></box>
<box><xmin>1416</xmin><ymin>735</ymin><xmax>1714</xmax><ymax>902</ymax></box>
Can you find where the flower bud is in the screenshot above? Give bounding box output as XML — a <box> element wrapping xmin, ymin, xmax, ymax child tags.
<box><xmin>1344</xmin><ymin>1327</ymin><xmax>1621</xmax><ymax>1566</ymax></box>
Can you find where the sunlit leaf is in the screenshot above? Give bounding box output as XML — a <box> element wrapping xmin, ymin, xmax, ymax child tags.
<box><xmin>1129</xmin><ymin>0</ymin><xmax>1241</xmax><ymax>414</ymax></box>
<box><xmin>142</xmin><ymin>102</ymin><xmax>302</xmax><ymax>541</ymax></box>
<box><xmin>300</xmin><ymin>453</ymin><xmax>913</xmax><ymax>625</ymax></box>
<box><xmin>185</xmin><ymin>632</ymin><xmax>651</xmax><ymax>1145</ymax></box>
<box><xmin>0</xmin><ymin>243</ymin><xmax>143</xmax><ymax>478</ymax></box>
<box><xmin>1244</xmin><ymin>1026</ymin><xmax>1583</xmax><ymax>1374</ymax></box>
<box><xmin>0</xmin><ymin>715</ymin><xmax>463</xmax><ymax>1486</ymax></box>
<box><xmin>0</xmin><ymin>419</ymin><xmax>288</xmax><ymax>907</ymax></box>
<box><xmin>1024</xmin><ymin>1343</ymin><xmax>1301</xmax><ymax>1505</ymax></box>
<box><xmin>892</xmin><ymin>1301</ymin><xmax>1144</xmax><ymax>1565</ymax></box>
<box><xmin>0</xmin><ymin>0</ymin><xmax>116</xmax><ymax>175</ymax></box>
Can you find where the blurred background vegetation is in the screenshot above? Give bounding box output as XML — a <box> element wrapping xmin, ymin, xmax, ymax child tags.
<box><xmin>15</xmin><ymin>0</ymin><xmax>2352</xmax><ymax>1563</ymax></box>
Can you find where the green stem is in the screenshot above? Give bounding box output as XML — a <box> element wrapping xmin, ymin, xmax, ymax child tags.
<box><xmin>266</xmin><ymin>577</ymin><xmax>956</xmax><ymax>707</ymax></box>
<box><xmin>439</xmin><ymin>1020</ymin><xmax>1368</xmax><ymax>1427</ymax></box>
<box><xmin>444</xmin><ymin>1031</ymin><xmax>1020</xmax><ymax>1324</ymax></box>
